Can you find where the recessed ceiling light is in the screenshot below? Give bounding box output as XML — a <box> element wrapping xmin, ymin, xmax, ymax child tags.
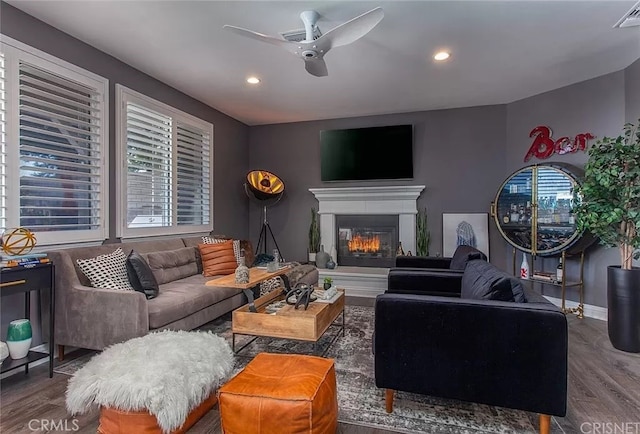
<box><xmin>246</xmin><ymin>77</ymin><xmax>260</xmax><ymax>84</ymax></box>
<box><xmin>433</xmin><ymin>51</ymin><xmax>450</xmax><ymax>61</ymax></box>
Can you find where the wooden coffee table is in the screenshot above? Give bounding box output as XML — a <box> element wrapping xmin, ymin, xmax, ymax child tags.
<box><xmin>231</xmin><ymin>288</ymin><xmax>346</xmax><ymax>356</ymax></box>
<box><xmin>206</xmin><ymin>266</ymin><xmax>292</xmax><ymax>312</ymax></box>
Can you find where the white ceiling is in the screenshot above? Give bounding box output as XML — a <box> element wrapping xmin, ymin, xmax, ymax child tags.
<box><xmin>8</xmin><ymin>1</ymin><xmax>640</xmax><ymax>126</ymax></box>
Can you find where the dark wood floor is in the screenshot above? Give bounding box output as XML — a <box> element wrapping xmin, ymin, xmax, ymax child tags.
<box><xmin>1</xmin><ymin>310</ymin><xmax>638</xmax><ymax>434</ymax></box>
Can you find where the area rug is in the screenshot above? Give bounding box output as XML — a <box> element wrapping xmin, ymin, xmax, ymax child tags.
<box><xmin>56</xmin><ymin>306</ymin><xmax>539</xmax><ymax>434</ymax></box>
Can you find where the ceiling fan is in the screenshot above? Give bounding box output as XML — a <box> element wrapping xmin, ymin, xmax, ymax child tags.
<box><xmin>223</xmin><ymin>7</ymin><xmax>384</xmax><ymax>77</ymax></box>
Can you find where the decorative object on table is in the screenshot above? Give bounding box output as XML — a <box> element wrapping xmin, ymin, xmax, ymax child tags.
<box><xmin>0</xmin><ymin>341</ymin><xmax>9</xmax><ymax>362</ymax></box>
<box><xmin>330</xmin><ymin>245</ymin><xmax>338</xmax><ymax>266</ymax></box>
<box><xmin>1</xmin><ymin>227</ymin><xmax>37</xmax><ymax>256</ymax></box>
<box><xmin>416</xmin><ymin>207</ymin><xmax>430</xmax><ymax>256</ymax></box>
<box><xmin>308</xmin><ymin>207</ymin><xmax>320</xmax><ymax>263</ymax></box>
<box><xmin>396</xmin><ymin>241</ymin><xmax>405</xmax><ymax>256</ymax></box>
<box><xmin>6</xmin><ymin>318</ymin><xmax>32</xmax><ymax>359</ymax></box>
<box><xmin>524</xmin><ymin>125</ymin><xmax>594</xmax><ymax>162</ymax></box>
<box><xmin>326</xmin><ymin>258</ymin><xmax>336</xmax><ymax>269</ymax></box>
<box><xmin>234</xmin><ymin>250</ymin><xmax>250</xmax><ymax>284</ymax></box>
<box><xmin>574</xmin><ymin>118</ymin><xmax>640</xmax><ymax>353</ymax></box>
<box><xmin>315</xmin><ymin>244</ymin><xmax>330</xmax><ymax>269</ymax></box>
<box><xmin>284</xmin><ymin>283</ymin><xmax>316</xmax><ymax>310</ymax></box>
<box><xmin>244</xmin><ymin>170</ymin><xmax>285</xmax><ymax>259</ymax></box>
<box><xmin>520</xmin><ymin>253</ymin><xmax>530</xmax><ymax>279</ymax></box>
<box><xmin>442</xmin><ymin>213</ymin><xmax>490</xmax><ymax>260</ymax></box>
<box><xmin>266</xmin><ymin>260</ymin><xmax>278</xmax><ymax>272</ymax></box>
<box><xmin>323</xmin><ymin>277</ymin><xmax>333</xmax><ymax>290</ymax></box>
<box><xmin>253</xmin><ymin>252</ymin><xmax>275</xmax><ymax>266</ymax></box>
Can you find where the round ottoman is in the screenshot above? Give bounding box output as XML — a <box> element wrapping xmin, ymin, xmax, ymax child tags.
<box><xmin>218</xmin><ymin>352</ymin><xmax>338</xmax><ymax>433</ymax></box>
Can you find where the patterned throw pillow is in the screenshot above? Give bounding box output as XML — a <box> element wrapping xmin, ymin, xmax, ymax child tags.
<box><xmin>202</xmin><ymin>236</ymin><xmax>241</xmax><ymax>265</ymax></box>
<box><xmin>77</xmin><ymin>248</ymin><xmax>134</xmax><ymax>291</ymax></box>
<box><xmin>260</xmin><ymin>277</ymin><xmax>284</xmax><ymax>296</ymax></box>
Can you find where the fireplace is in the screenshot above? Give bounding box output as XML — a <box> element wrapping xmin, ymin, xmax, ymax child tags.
<box><xmin>336</xmin><ymin>215</ymin><xmax>398</xmax><ymax>267</ymax></box>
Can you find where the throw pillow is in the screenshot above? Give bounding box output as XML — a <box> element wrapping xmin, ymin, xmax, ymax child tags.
<box><xmin>77</xmin><ymin>248</ymin><xmax>134</xmax><ymax>291</ymax></box>
<box><xmin>198</xmin><ymin>241</ymin><xmax>237</xmax><ymax>277</ymax></box>
<box><xmin>461</xmin><ymin>259</ymin><xmax>518</xmax><ymax>302</ymax></box>
<box><xmin>202</xmin><ymin>236</ymin><xmax>242</xmax><ymax>265</ymax></box>
<box><xmin>260</xmin><ymin>277</ymin><xmax>283</xmax><ymax>296</ymax></box>
<box><xmin>126</xmin><ymin>250</ymin><xmax>159</xmax><ymax>299</ymax></box>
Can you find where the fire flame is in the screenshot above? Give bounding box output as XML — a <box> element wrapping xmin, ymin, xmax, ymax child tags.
<box><xmin>348</xmin><ymin>234</ymin><xmax>380</xmax><ymax>253</ymax></box>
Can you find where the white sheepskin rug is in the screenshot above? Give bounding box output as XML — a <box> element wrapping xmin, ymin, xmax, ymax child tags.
<box><xmin>66</xmin><ymin>330</ymin><xmax>234</xmax><ymax>433</ymax></box>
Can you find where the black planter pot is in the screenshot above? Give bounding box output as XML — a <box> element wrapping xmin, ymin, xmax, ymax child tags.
<box><xmin>607</xmin><ymin>266</ymin><xmax>640</xmax><ymax>353</ymax></box>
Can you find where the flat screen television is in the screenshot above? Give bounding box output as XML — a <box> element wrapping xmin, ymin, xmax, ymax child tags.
<box><xmin>320</xmin><ymin>125</ymin><xmax>413</xmax><ymax>182</ymax></box>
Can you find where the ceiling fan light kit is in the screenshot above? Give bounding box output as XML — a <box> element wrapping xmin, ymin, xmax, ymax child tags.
<box><xmin>223</xmin><ymin>7</ymin><xmax>384</xmax><ymax>77</ymax></box>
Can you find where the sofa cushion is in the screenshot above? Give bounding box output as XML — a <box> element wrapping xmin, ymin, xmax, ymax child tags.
<box><xmin>199</xmin><ymin>241</ymin><xmax>237</xmax><ymax>277</ymax></box>
<box><xmin>76</xmin><ymin>248</ymin><xmax>134</xmax><ymax>291</ymax></box>
<box><xmin>147</xmin><ymin>274</ymin><xmax>242</xmax><ymax>328</ymax></box>
<box><xmin>145</xmin><ymin>247</ymin><xmax>199</xmax><ymax>285</ymax></box>
<box><xmin>202</xmin><ymin>236</ymin><xmax>242</xmax><ymax>265</ymax></box>
<box><xmin>126</xmin><ymin>250</ymin><xmax>159</xmax><ymax>299</ymax></box>
<box><xmin>449</xmin><ymin>245</ymin><xmax>488</xmax><ymax>270</ymax></box>
<box><xmin>461</xmin><ymin>260</ymin><xmax>525</xmax><ymax>302</ymax></box>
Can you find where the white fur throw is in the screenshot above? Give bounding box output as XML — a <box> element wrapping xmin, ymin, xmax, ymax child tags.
<box><xmin>66</xmin><ymin>330</ymin><xmax>234</xmax><ymax>433</ymax></box>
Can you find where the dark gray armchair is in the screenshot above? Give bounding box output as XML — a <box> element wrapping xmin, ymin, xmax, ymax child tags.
<box><xmin>375</xmin><ymin>259</ymin><xmax>568</xmax><ymax>434</ymax></box>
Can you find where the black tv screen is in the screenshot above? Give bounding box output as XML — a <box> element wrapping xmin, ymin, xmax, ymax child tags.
<box><xmin>320</xmin><ymin>125</ymin><xmax>413</xmax><ymax>182</ymax></box>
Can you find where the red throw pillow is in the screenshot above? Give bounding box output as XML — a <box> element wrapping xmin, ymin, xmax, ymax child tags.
<box><xmin>198</xmin><ymin>241</ymin><xmax>237</xmax><ymax>277</ymax></box>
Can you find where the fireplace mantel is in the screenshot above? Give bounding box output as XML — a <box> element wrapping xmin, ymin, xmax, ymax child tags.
<box><xmin>309</xmin><ymin>185</ymin><xmax>425</xmax><ymax>256</ymax></box>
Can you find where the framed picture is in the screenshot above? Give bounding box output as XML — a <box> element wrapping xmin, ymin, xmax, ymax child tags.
<box><xmin>442</xmin><ymin>213</ymin><xmax>489</xmax><ymax>260</ymax></box>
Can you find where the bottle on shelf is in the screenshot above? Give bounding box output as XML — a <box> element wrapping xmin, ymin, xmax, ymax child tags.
<box><xmin>510</xmin><ymin>204</ymin><xmax>520</xmax><ymax>223</ymax></box>
<box><xmin>503</xmin><ymin>211</ymin><xmax>510</xmax><ymax>224</ymax></box>
<box><xmin>556</xmin><ymin>257</ymin><xmax>564</xmax><ymax>283</ymax></box>
<box><xmin>520</xmin><ymin>253</ymin><xmax>530</xmax><ymax>279</ymax></box>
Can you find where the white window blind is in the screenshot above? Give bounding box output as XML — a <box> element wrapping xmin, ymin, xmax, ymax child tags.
<box><xmin>1</xmin><ymin>37</ymin><xmax>108</xmax><ymax>245</ymax></box>
<box><xmin>0</xmin><ymin>52</ymin><xmax>7</xmax><ymax>233</ymax></box>
<box><xmin>117</xmin><ymin>85</ymin><xmax>213</xmax><ymax>237</ymax></box>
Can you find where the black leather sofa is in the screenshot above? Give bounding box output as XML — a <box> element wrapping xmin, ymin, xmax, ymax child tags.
<box><xmin>375</xmin><ymin>258</ymin><xmax>568</xmax><ymax>434</ymax></box>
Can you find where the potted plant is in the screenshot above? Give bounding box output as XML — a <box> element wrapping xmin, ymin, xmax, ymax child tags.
<box><xmin>416</xmin><ymin>207</ymin><xmax>430</xmax><ymax>256</ymax></box>
<box><xmin>574</xmin><ymin>119</ymin><xmax>640</xmax><ymax>353</ymax></box>
<box><xmin>323</xmin><ymin>277</ymin><xmax>333</xmax><ymax>290</ymax></box>
<box><xmin>308</xmin><ymin>207</ymin><xmax>320</xmax><ymax>263</ymax></box>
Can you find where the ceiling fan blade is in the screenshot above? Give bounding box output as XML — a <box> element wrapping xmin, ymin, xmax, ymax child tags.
<box><xmin>223</xmin><ymin>25</ymin><xmax>295</xmax><ymax>50</ymax></box>
<box><xmin>304</xmin><ymin>57</ymin><xmax>328</xmax><ymax>77</ymax></box>
<box><xmin>319</xmin><ymin>7</ymin><xmax>384</xmax><ymax>49</ymax></box>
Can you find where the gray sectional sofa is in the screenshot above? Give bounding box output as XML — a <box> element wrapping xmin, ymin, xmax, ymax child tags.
<box><xmin>48</xmin><ymin>236</ymin><xmax>318</xmax><ymax>359</ymax></box>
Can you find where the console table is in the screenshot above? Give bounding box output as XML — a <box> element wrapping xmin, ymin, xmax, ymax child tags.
<box><xmin>0</xmin><ymin>263</ymin><xmax>55</xmax><ymax>377</ymax></box>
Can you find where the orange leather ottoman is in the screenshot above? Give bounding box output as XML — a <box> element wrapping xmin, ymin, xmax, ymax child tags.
<box><xmin>218</xmin><ymin>353</ymin><xmax>338</xmax><ymax>433</ymax></box>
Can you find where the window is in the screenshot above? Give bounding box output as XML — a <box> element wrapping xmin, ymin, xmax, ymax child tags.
<box><xmin>0</xmin><ymin>37</ymin><xmax>108</xmax><ymax>246</ymax></box>
<box><xmin>116</xmin><ymin>85</ymin><xmax>213</xmax><ymax>238</ymax></box>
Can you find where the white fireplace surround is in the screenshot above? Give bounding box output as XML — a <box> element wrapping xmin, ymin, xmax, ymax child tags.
<box><xmin>309</xmin><ymin>185</ymin><xmax>425</xmax><ymax>256</ymax></box>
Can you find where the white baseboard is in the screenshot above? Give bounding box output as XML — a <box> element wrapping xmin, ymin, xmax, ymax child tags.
<box><xmin>543</xmin><ymin>296</ymin><xmax>607</xmax><ymax>321</ymax></box>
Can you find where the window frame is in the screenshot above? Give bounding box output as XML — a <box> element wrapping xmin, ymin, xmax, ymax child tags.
<box><xmin>0</xmin><ymin>35</ymin><xmax>109</xmax><ymax>246</ymax></box>
<box><xmin>115</xmin><ymin>84</ymin><xmax>214</xmax><ymax>239</ymax></box>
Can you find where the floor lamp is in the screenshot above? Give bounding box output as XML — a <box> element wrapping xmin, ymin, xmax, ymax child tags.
<box><xmin>245</xmin><ymin>170</ymin><xmax>285</xmax><ymax>261</ymax></box>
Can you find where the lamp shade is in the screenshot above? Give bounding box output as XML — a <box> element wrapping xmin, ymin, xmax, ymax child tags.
<box><xmin>246</xmin><ymin>170</ymin><xmax>285</xmax><ymax>201</ymax></box>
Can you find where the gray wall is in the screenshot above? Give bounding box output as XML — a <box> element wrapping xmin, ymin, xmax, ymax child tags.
<box><xmin>505</xmin><ymin>71</ymin><xmax>628</xmax><ymax>307</ymax></box>
<box><xmin>626</xmin><ymin>58</ymin><xmax>640</xmax><ymax>123</ymax></box>
<box><xmin>1</xmin><ymin>3</ymin><xmax>250</xmax><ymax>345</ymax></box>
<box><xmin>249</xmin><ymin>106</ymin><xmax>507</xmax><ymax>267</ymax></box>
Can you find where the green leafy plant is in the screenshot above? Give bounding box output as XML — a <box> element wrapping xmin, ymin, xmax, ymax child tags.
<box><xmin>416</xmin><ymin>207</ymin><xmax>430</xmax><ymax>256</ymax></box>
<box><xmin>574</xmin><ymin>119</ymin><xmax>640</xmax><ymax>269</ymax></box>
<box><xmin>323</xmin><ymin>277</ymin><xmax>333</xmax><ymax>285</ymax></box>
<box><xmin>308</xmin><ymin>207</ymin><xmax>320</xmax><ymax>253</ymax></box>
